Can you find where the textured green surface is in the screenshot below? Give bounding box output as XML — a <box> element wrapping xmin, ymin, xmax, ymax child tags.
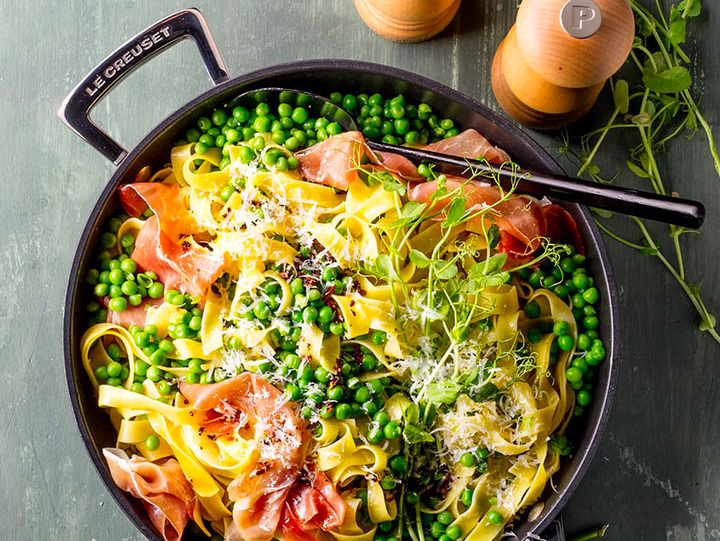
<box><xmin>0</xmin><ymin>1</ymin><xmax>718</xmax><ymax>540</ymax></box>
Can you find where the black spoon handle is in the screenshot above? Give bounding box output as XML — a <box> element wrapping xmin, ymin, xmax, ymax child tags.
<box><xmin>368</xmin><ymin>141</ymin><xmax>706</xmax><ymax>229</ymax></box>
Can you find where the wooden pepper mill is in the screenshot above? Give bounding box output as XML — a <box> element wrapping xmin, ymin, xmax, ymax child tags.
<box><xmin>491</xmin><ymin>0</ymin><xmax>635</xmax><ymax>130</ymax></box>
<box><xmin>354</xmin><ymin>0</ymin><xmax>462</xmax><ymax>43</ymax></box>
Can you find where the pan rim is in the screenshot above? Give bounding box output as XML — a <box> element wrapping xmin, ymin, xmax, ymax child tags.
<box><xmin>63</xmin><ymin>58</ymin><xmax>619</xmax><ymax>541</ymax></box>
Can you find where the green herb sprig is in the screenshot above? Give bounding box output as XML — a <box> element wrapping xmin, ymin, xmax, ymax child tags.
<box><xmin>563</xmin><ymin>0</ymin><xmax>720</xmax><ymax>344</ymax></box>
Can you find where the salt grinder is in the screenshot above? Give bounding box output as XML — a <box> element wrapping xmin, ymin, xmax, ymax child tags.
<box><xmin>354</xmin><ymin>0</ymin><xmax>462</xmax><ymax>43</ymax></box>
<box><xmin>491</xmin><ymin>0</ymin><xmax>635</xmax><ymax>130</ymax></box>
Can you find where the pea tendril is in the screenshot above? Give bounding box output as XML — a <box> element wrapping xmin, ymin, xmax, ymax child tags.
<box><xmin>561</xmin><ymin>0</ymin><xmax>720</xmax><ymax>345</ymax></box>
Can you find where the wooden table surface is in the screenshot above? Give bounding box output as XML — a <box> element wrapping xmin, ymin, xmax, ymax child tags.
<box><xmin>1</xmin><ymin>1</ymin><xmax>718</xmax><ymax>540</ymax></box>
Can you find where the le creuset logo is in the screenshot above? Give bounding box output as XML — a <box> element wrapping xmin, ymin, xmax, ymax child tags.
<box><xmin>84</xmin><ymin>25</ymin><xmax>172</xmax><ymax>97</ymax></box>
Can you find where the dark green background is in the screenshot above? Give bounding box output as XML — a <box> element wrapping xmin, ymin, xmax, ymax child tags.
<box><xmin>0</xmin><ymin>1</ymin><xmax>718</xmax><ymax>539</ymax></box>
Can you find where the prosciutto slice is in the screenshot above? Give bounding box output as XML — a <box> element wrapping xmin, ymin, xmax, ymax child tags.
<box><xmin>409</xmin><ymin>178</ymin><xmax>546</xmax><ymax>253</ymax></box>
<box><xmin>103</xmin><ymin>296</ymin><xmax>163</xmax><ymax>328</ymax></box>
<box><xmin>130</xmin><ymin>215</ymin><xmax>225</xmax><ymax>298</ymax></box>
<box><xmin>296</xmin><ymin>130</ymin><xmax>509</xmax><ymax>190</ymax></box>
<box><xmin>424</xmin><ymin>129</ymin><xmax>510</xmax><ymax>164</ymax></box>
<box><xmin>119</xmin><ymin>182</ymin><xmax>198</xmax><ymax>242</ymax></box>
<box><xmin>542</xmin><ymin>204</ymin><xmax>585</xmax><ymax>254</ymax></box>
<box><xmin>295</xmin><ymin>132</ymin><xmax>368</xmax><ymax>190</ymax></box>
<box><xmin>281</xmin><ymin>464</ymin><xmax>346</xmax><ymax>541</ymax></box>
<box><xmin>180</xmin><ymin>373</ymin><xmax>305</xmax><ymax>541</ymax></box>
<box><xmin>103</xmin><ymin>448</ymin><xmax>195</xmax><ymax>541</ymax></box>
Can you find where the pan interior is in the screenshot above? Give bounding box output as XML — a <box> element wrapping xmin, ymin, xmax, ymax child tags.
<box><xmin>65</xmin><ymin>60</ymin><xmax>618</xmax><ymax>541</ymax></box>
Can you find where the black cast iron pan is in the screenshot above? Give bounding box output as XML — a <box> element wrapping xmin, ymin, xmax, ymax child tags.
<box><xmin>59</xmin><ymin>9</ymin><xmax>619</xmax><ymax>541</ymax></box>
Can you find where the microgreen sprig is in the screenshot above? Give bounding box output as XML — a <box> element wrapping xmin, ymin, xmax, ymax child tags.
<box><xmin>562</xmin><ymin>0</ymin><xmax>720</xmax><ymax>344</ymax></box>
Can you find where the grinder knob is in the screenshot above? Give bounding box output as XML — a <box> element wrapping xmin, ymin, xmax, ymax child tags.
<box><xmin>492</xmin><ymin>0</ymin><xmax>635</xmax><ymax>130</ymax></box>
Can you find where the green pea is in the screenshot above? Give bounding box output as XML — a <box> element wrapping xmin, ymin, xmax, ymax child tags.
<box><xmin>486</xmin><ymin>511</ymin><xmax>503</xmax><ymax>525</ymax></box>
<box><xmin>108</xmin><ymin>285</ymin><xmax>122</xmax><ymax>298</ymax></box>
<box><xmin>573</xmin><ymin>273</ymin><xmax>590</xmax><ymax>290</ymax></box>
<box><xmin>330</xmin><ymin>323</ymin><xmax>345</xmax><ymax>335</ymax></box>
<box><xmin>290</xmin><ymin>277</ymin><xmax>305</xmax><ymax>296</ymax></box>
<box><xmin>86</xmin><ymin>269</ymin><xmax>101</xmax><ymax>286</ymax></box>
<box><xmin>361</xmin><ymin>400</ymin><xmax>377</xmax><ymax>416</ymax></box>
<box><xmin>335</xmin><ymin>403</ymin><xmax>352</xmax><ymax>420</ymax></box>
<box><xmin>460</xmin><ymin>452</ymin><xmax>477</xmax><ymax>467</ymax></box>
<box><xmin>175</xmin><ymin>324</ymin><xmax>191</xmax><ymax>338</ymax></box>
<box><xmin>108</xmin><ymin>297</ymin><xmax>127</xmax><ymax>312</ymax></box>
<box><xmin>327</xmin><ymin>385</ymin><xmax>344</xmax><ymax>401</ymax></box>
<box><xmin>117</xmin><ymin>257</ymin><xmax>137</xmax><ymax>274</ymax></box>
<box><xmin>404</xmin><ymin>131</ymin><xmax>420</xmax><ymax>145</ymax></box>
<box><xmin>373</xmin><ymin>411</ymin><xmax>390</xmax><ymax>427</ymax></box>
<box><xmin>365</xmin><ymin>424</ymin><xmax>384</xmax><ymax>445</ymax></box>
<box><xmin>120</xmin><ymin>281</ymin><xmax>137</xmax><ymax>297</ymax></box>
<box><xmin>342</xmin><ymin>95</ymin><xmax>357</xmax><ymax>111</ymax></box>
<box><xmin>184</xmin><ymin>371</ymin><xmax>199</xmax><ymax>384</ymax></box>
<box><xmin>586</xmin><ymin>347</ymin><xmax>605</xmax><ymax>366</ymax></box>
<box><xmin>105</xmin><ymin>360</ymin><xmax>121</xmax><ymax>378</ymax></box>
<box><xmin>150</xmin><ymin>350</ymin><xmax>167</xmax><ymax>367</ymax></box>
<box><xmin>93</xmin><ymin>283</ymin><xmax>109</xmax><ymax>297</ymax></box>
<box><xmin>184</xmin><ymin>359</ymin><xmax>202</xmax><ymax>374</ymax></box>
<box><xmin>558</xmin><ymin>335</ymin><xmax>574</xmax><ymax>351</ymax></box>
<box><xmin>211</xmin><ymin>109</ymin><xmax>227</xmax><ymax>126</ymax></box>
<box><xmin>131</xmin><ymin>359</ymin><xmax>148</xmax><ymax>378</ymax></box>
<box><xmin>527</xmin><ymin>271</ymin><xmax>544</xmax><ymax>288</ymax></box>
<box><xmin>284</xmin><ymin>383</ymin><xmax>301</xmax><ymax>401</ymax></box>
<box><xmin>572</xmin><ymin>388</ymin><xmax>592</xmax><ymax>407</ymax></box>
<box><xmin>316</xmin><ymin>306</ymin><xmax>334</xmax><ymax>324</ymax></box>
<box><xmin>524</xmin><ymin>301</ymin><xmax>541</xmax><ymax>319</ymax></box>
<box><xmin>371</xmin><ymin>330</ymin><xmax>387</xmax><ymax>345</ymax></box>
<box><xmin>430</xmin><ymin>522</ymin><xmax>446</xmax><ymax>538</ymax></box>
<box><xmin>312</xmin><ymin>367</ymin><xmax>328</xmax><ymax>383</ymax></box>
<box><xmin>566</xmin><ymin>367</ymin><xmax>583</xmax><ymax>383</ymax></box>
<box><xmin>437</xmin><ymin>510</ymin><xmax>454</xmax><ymax>525</ymax></box>
<box><xmin>383</xmin><ymin>421</ymin><xmax>401</xmax><ymax>439</ymax></box>
<box><xmin>157</xmin><ymin>380</ymin><xmax>172</xmax><ymax>395</ymax></box>
<box><xmin>107</xmin><ymin>268</ymin><xmax>124</xmax><ymax>286</ymax></box>
<box><xmin>572</xmin><ymin>358</ymin><xmax>589</xmax><ymax>374</ymax></box>
<box><xmin>232</xmin><ymin>106</ymin><xmax>249</xmax><ymax>123</ymax></box>
<box><xmin>279</xmin><ymin>104</ymin><xmax>294</xmax><ymax>118</ymax></box>
<box><xmin>576</xmin><ymin>333</ymin><xmax>592</xmax><ymax>351</ymax></box>
<box><xmin>553</xmin><ymin>321</ymin><xmax>570</xmax><ymax>336</ymax></box>
<box><xmin>583</xmin><ymin>316</ymin><xmax>600</xmax><ymax>330</ymax></box>
<box><xmin>527</xmin><ymin>327</ymin><xmax>542</xmax><ymax>344</ymax></box>
<box><xmin>94</xmin><ymin>365</ymin><xmax>109</xmax><ymax>380</ymax></box>
<box><xmin>318</xmin><ymin>403</ymin><xmax>334</xmax><ymax>419</ymax></box>
<box><xmin>290</xmin><ymin>106</ymin><xmax>309</xmax><ymax>124</ymax></box>
<box><xmin>460</xmin><ymin>489</ymin><xmax>474</xmax><ymax>507</ymax></box>
<box><xmin>99</xmin><ymin>232</ymin><xmax>116</xmax><ymax>250</ymax></box>
<box><xmin>361</xmin><ymin>354</ymin><xmax>377</xmax><ymax>372</ymax></box>
<box><xmin>553</xmin><ymin>284</ymin><xmax>570</xmax><ymax>298</ymax></box>
<box><xmin>352</xmin><ymin>387</ymin><xmax>369</xmax><ymax>403</ymax></box>
<box><xmin>145</xmin><ymin>434</ymin><xmax>160</xmax><ymax>451</ymax></box>
<box><xmin>582</xmin><ymin>287</ymin><xmax>600</xmax><ymax>304</ymax></box>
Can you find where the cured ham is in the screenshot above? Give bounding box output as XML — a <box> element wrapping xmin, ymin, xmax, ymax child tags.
<box><xmin>131</xmin><ymin>215</ymin><xmax>225</xmax><ymax>298</ymax></box>
<box><xmin>409</xmin><ymin>178</ymin><xmax>546</xmax><ymax>255</ymax></box>
<box><xmin>180</xmin><ymin>373</ymin><xmax>305</xmax><ymax>541</ymax></box>
<box><xmin>120</xmin><ymin>183</ymin><xmax>198</xmax><ymax>243</ymax></box>
<box><xmin>296</xmin><ymin>130</ymin><xmax>509</xmax><ymax>190</ymax></box>
<box><xmin>424</xmin><ymin>129</ymin><xmax>510</xmax><ymax>164</ymax></box>
<box><xmin>104</xmin><ymin>296</ymin><xmax>163</xmax><ymax>328</ymax></box>
<box><xmin>542</xmin><ymin>204</ymin><xmax>585</xmax><ymax>254</ymax></box>
<box><xmin>281</xmin><ymin>465</ymin><xmax>347</xmax><ymax>541</ymax></box>
<box><xmin>296</xmin><ymin>132</ymin><xmax>368</xmax><ymax>190</ymax></box>
<box><xmin>103</xmin><ymin>448</ymin><xmax>195</xmax><ymax>541</ymax></box>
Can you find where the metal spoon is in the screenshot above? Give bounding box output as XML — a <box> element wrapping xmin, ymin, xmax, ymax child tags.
<box><xmin>231</xmin><ymin>88</ymin><xmax>705</xmax><ymax>229</ymax></box>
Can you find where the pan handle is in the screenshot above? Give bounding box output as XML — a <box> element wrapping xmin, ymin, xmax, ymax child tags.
<box><xmin>57</xmin><ymin>8</ymin><xmax>229</xmax><ymax>165</ymax></box>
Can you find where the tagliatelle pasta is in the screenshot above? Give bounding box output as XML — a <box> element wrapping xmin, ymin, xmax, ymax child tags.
<box><xmin>78</xmin><ymin>92</ymin><xmax>606</xmax><ymax>541</ymax></box>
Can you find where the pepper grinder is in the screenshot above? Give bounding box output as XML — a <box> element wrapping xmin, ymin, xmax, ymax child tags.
<box><xmin>354</xmin><ymin>0</ymin><xmax>462</xmax><ymax>43</ymax></box>
<box><xmin>491</xmin><ymin>0</ymin><xmax>635</xmax><ymax>130</ymax></box>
